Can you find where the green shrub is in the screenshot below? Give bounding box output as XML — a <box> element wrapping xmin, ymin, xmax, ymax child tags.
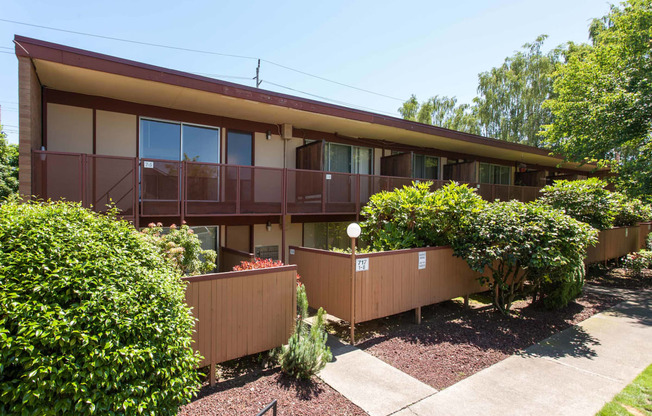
<box><xmin>0</xmin><ymin>201</ymin><xmax>201</xmax><ymax>415</ymax></box>
<box><xmin>612</xmin><ymin>194</ymin><xmax>652</xmax><ymax>227</ymax></box>
<box><xmin>280</xmin><ymin>284</ymin><xmax>332</xmax><ymax>379</ymax></box>
<box><xmin>538</xmin><ymin>178</ymin><xmax>618</xmax><ymax>230</ymax></box>
<box><xmin>361</xmin><ymin>181</ymin><xmax>485</xmax><ymax>251</ymax></box>
<box><xmin>623</xmin><ymin>250</ymin><xmax>652</xmax><ymax>277</ymax></box>
<box><xmin>647</xmin><ymin>233</ymin><xmax>652</xmax><ymax>251</ymax></box>
<box><xmin>141</xmin><ymin>222</ymin><xmax>216</xmax><ymax>276</ymax></box>
<box><xmin>453</xmin><ymin>201</ymin><xmax>598</xmax><ymax>313</ymax></box>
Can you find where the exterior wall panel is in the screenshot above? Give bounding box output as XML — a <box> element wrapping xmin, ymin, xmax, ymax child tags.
<box><xmin>47</xmin><ymin>103</ymin><xmax>93</xmax><ymax>154</ymax></box>
<box><xmin>96</xmin><ymin>110</ymin><xmax>137</xmax><ymax>157</ymax></box>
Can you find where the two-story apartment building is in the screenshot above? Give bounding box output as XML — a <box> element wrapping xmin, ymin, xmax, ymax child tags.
<box><xmin>14</xmin><ymin>35</ymin><xmax>600</xmax><ymax>267</ymax></box>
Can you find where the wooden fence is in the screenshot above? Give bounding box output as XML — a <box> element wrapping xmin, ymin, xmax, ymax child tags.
<box><xmin>219</xmin><ymin>246</ymin><xmax>255</xmax><ymax>272</ymax></box>
<box><xmin>639</xmin><ymin>222</ymin><xmax>652</xmax><ymax>249</ymax></box>
<box><xmin>289</xmin><ymin>246</ymin><xmax>485</xmax><ymax>342</ymax></box>
<box><xmin>585</xmin><ymin>226</ymin><xmax>640</xmax><ymax>264</ymax></box>
<box><xmin>183</xmin><ymin>265</ymin><xmax>297</xmax><ymax>385</ymax></box>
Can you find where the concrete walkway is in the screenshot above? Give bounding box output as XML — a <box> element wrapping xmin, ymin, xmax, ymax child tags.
<box><xmin>318</xmin><ymin>335</ymin><xmax>436</xmax><ymax>416</ymax></box>
<box><xmin>394</xmin><ymin>287</ymin><xmax>652</xmax><ymax>416</ymax></box>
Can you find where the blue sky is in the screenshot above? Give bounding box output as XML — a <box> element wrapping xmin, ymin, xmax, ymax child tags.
<box><xmin>1</xmin><ymin>0</ymin><xmax>612</xmax><ymax>144</ymax></box>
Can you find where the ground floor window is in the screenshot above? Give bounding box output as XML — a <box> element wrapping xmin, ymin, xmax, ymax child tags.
<box><xmin>303</xmin><ymin>222</ymin><xmax>350</xmax><ymax>251</ymax></box>
<box><xmin>141</xmin><ymin>225</ymin><xmax>219</xmax><ymax>269</ymax></box>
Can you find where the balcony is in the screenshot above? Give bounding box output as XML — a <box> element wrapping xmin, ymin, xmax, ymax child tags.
<box><xmin>31</xmin><ymin>150</ymin><xmax>542</xmax><ymax>222</ymax></box>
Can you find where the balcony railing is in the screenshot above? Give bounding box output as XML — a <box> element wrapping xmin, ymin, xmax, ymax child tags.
<box><xmin>32</xmin><ymin>150</ymin><xmax>542</xmax><ymax>221</ymax></box>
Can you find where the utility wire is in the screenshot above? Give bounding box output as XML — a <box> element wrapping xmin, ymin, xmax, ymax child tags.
<box><xmin>262</xmin><ymin>80</ymin><xmax>398</xmax><ymax>117</ymax></box>
<box><xmin>0</xmin><ymin>18</ymin><xmax>407</xmax><ymax>103</ymax></box>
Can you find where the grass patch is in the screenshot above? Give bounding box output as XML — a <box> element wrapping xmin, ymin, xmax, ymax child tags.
<box><xmin>596</xmin><ymin>363</ymin><xmax>652</xmax><ymax>416</ymax></box>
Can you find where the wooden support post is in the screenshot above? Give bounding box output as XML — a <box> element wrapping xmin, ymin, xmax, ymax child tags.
<box><xmin>209</xmin><ymin>363</ymin><xmax>216</xmax><ymax>386</ymax></box>
<box><xmin>414</xmin><ymin>306</ymin><xmax>421</xmax><ymax>325</ymax></box>
<box><xmin>464</xmin><ymin>294</ymin><xmax>470</xmax><ymax>309</ymax></box>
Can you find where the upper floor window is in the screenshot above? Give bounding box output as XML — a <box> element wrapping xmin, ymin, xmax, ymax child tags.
<box><xmin>479</xmin><ymin>162</ymin><xmax>511</xmax><ymax>185</ymax></box>
<box><xmin>140</xmin><ymin>118</ymin><xmax>219</xmax><ymax>163</ymax></box>
<box><xmin>324</xmin><ymin>142</ymin><xmax>372</xmax><ymax>174</ymax></box>
<box><xmin>413</xmin><ymin>154</ymin><xmax>439</xmax><ymax>180</ymax></box>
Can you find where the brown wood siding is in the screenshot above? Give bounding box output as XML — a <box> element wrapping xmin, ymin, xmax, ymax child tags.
<box><xmin>295</xmin><ymin>140</ymin><xmax>323</xmax><ymax>171</ymax></box>
<box><xmin>444</xmin><ymin>161</ymin><xmax>476</xmax><ymax>182</ymax></box>
<box><xmin>183</xmin><ymin>266</ymin><xmax>296</xmax><ymax>368</ymax></box>
<box><xmin>290</xmin><ymin>247</ymin><xmax>352</xmax><ymax>321</ymax></box>
<box><xmin>585</xmin><ymin>227</ymin><xmax>641</xmax><ymax>264</ymax></box>
<box><xmin>380</xmin><ymin>152</ymin><xmax>412</xmax><ymax>178</ymax></box>
<box><xmin>289</xmin><ymin>246</ymin><xmax>485</xmax><ymax>324</ymax></box>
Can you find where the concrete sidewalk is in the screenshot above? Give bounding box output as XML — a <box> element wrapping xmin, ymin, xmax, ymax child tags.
<box><xmin>394</xmin><ymin>288</ymin><xmax>652</xmax><ymax>416</ymax></box>
<box><xmin>317</xmin><ymin>335</ymin><xmax>436</xmax><ymax>416</ymax></box>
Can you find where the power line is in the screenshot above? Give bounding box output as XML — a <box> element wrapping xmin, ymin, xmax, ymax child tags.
<box><xmin>262</xmin><ymin>60</ymin><xmax>405</xmax><ymax>101</ymax></box>
<box><xmin>262</xmin><ymin>80</ymin><xmax>398</xmax><ymax>117</ymax></box>
<box><xmin>1</xmin><ymin>18</ymin><xmax>407</xmax><ymax>103</ymax></box>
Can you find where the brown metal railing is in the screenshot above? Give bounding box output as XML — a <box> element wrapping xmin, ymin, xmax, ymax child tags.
<box><xmin>32</xmin><ymin>150</ymin><xmax>137</xmax><ymax>222</ymax></box>
<box><xmin>32</xmin><ymin>150</ymin><xmax>542</xmax><ymax>221</ymax></box>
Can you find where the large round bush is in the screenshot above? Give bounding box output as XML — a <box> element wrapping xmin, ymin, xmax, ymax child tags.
<box><xmin>0</xmin><ymin>201</ymin><xmax>200</xmax><ymax>415</ymax></box>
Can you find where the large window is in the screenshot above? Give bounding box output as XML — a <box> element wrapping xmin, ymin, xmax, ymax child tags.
<box><xmin>479</xmin><ymin>163</ymin><xmax>512</xmax><ymax>185</ymax></box>
<box><xmin>140</xmin><ymin>119</ymin><xmax>219</xmax><ymax>163</ymax></box>
<box><xmin>413</xmin><ymin>154</ymin><xmax>439</xmax><ymax>180</ymax></box>
<box><xmin>324</xmin><ymin>142</ymin><xmax>372</xmax><ymax>174</ymax></box>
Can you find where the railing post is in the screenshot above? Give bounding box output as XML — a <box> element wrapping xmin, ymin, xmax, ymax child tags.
<box><xmin>355</xmin><ymin>174</ymin><xmax>360</xmax><ymax>222</ymax></box>
<box><xmin>180</xmin><ymin>161</ymin><xmax>185</xmax><ymax>223</ymax></box>
<box><xmin>80</xmin><ymin>154</ymin><xmax>86</xmax><ymax>207</ymax></box>
<box><xmin>236</xmin><ymin>166</ymin><xmax>241</xmax><ymax>214</ymax></box>
<box><xmin>133</xmin><ymin>158</ymin><xmax>139</xmax><ymax>229</ymax></box>
<box><xmin>321</xmin><ymin>171</ymin><xmax>326</xmax><ymax>214</ymax></box>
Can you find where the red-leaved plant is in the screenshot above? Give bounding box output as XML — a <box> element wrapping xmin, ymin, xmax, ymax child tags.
<box><xmin>233</xmin><ymin>258</ymin><xmax>301</xmax><ymax>285</ymax></box>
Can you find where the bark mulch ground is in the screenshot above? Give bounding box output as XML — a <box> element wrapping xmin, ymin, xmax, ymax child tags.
<box><xmin>326</xmin><ymin>289</ymin><xmax>625</xmax><ymax>391</ymax></box>
<box><xmin>586</xmin><ymin>263</ymin><xmax>652</xmax><ymax>289</ymax></box>
<box><xmin>178</xmin><ymin>355</ymin><xmax>366</xmax><ymax>416</ymax></box>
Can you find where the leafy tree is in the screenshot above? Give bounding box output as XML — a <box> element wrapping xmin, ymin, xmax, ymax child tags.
<box><xmin>0</xmin><ymin>201</ymin><xmax>201</xmax><ymax>415</ymax></box>
<box><xmin>542</xmin><ymin>0</ymin><xmax>652</xmax><ymax>200</ymax></box>
<box><xmin>361</xmin><ymin>181</ymin><xmax>486</xmax><ymax>251</ymax></box>
<box><xmin>453</xmin><ymin>201</ymin><xmax>597</xmax><ymax>314</ymax></box>
<box><xmin>474</xmin><ymin>35</ymin><xmax>563</xmax><ymax>147</ymax></box>
<box><xmin>0</xmin><ymin>126</ymin><xmax>18</xmax><ymax>200</ymax></box>
<box><xmin>398</xmin><ymin>95</ymin><xmax>481</xmax><ymax>134</ymax></box>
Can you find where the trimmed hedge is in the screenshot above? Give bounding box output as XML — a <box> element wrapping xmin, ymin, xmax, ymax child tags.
<box><xmin>0</xmin><ymin>201</ymin><xmax>200</xmax><ymax>415</ymax></box>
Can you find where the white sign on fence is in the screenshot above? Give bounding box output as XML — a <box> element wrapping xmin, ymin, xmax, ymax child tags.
<box><xmin>289</xmin><ymin>248</ymin><xmax>295</xmax><ymax>255</ymax></box>
<box><xmin>356</xmin><ymin>258</ymin><xmax>369</xmax><ymax>272</ymax></box>
<box><xmin>418</xmin><ymin>251</ymin><xmax>426</xmax><ymax>270</ymax></box>
<box><xmin>143</xmin><ymin>161</ymin><xmax>154</xmax><ymax>168</ymax></box>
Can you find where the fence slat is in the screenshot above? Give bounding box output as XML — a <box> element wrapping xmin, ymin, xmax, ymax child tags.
<box><xmin>183</xmin><ymin>266</ymin><xmax>296</xmax><ymax>385</ymax></box>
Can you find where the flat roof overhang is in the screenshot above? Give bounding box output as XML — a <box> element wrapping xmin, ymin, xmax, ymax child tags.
<box><xmin>15</xmin><ymin>35</ymin><xmax>599</xmax><ymax>172</ymax></box>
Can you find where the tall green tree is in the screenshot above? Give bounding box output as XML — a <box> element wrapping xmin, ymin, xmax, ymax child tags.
<box><xmin>399</xmin><ymin>36</ymin><xmax>562</xmax><ymax>147</ymax></box>
<box><xmin>398</xmin><ymin>94</ymin><xmax>481</xmax><ymax>135</ymax></box>
<box><xmin>474</xmin><ymin>35</ymin><xmax>563</xmax><ymax>147</ymax></box>
<box><xmin>0</xmin><ymin>126</ymin><xmax>19</xmax><ymax>200</ymax></box>
<box><xmin>542</xmin><ymin>0</ymin><xmax>652</xmax><ymax>200</ymax></box>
